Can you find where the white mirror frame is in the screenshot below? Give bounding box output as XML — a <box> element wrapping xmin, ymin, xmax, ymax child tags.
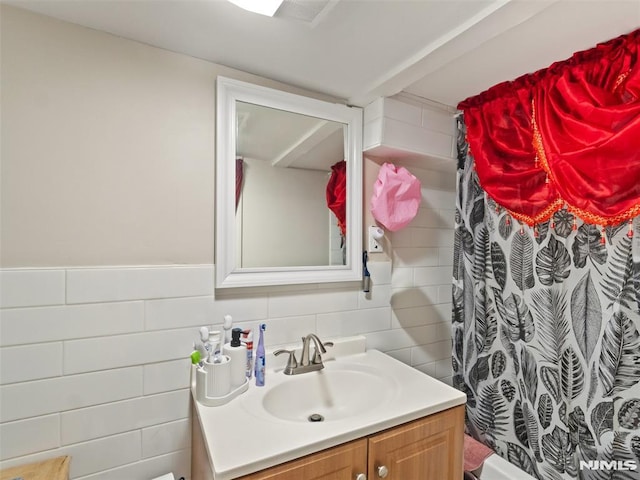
<box><xmin>215</xmin><ymin>76</ymin><xmax>363</xmax><ymax>288</ymax></box>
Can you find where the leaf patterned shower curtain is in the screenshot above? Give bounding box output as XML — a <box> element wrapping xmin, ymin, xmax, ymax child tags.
<box><xmin>452</xmin><ymin>117</ymin><xmax>640</xmax><ymax>480</ymax></box>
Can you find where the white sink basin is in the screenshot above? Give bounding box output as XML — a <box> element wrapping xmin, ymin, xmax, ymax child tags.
<box><xmin>196</xmin><ymin>341</ymin><xmax>468</xmax><ymax>480</ymax></box>
<box><xmin>261</xmin><ymin>363</ymin><xmax>394</xmax><ymax>422</ymax></box>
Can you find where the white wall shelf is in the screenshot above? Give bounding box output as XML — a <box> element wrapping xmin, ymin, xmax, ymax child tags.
<box><xmin>363</xmin><ymin>96</ymin><xmax>456</xmax><ymax>171</ymax></box>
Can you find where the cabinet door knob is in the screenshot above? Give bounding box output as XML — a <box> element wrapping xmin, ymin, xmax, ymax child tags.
<box><xmin>377</xmin><ymin>465</ymin><xmax>389</xmax><ymax>478</ymax></box>
<box><xmin>355</xmin><ymin>474</ymin><xmax>367</xmax><ymax>480</ymax></box>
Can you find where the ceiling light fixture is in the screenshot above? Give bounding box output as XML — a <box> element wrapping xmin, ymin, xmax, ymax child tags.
<box><xmin>226</xmin><ymin>0</ymin><xmax>284</xmax><ymax>17</ymax></box>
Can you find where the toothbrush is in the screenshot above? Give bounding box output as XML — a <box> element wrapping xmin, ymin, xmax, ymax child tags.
<box><xmin>199</xmin><ymin>326</ymin><xmax>211</xmax><ymax>359</ymax></box>
<box><xmin>255</xmin><ymin>323</ymin><xmax>266</xmax><ymax>386</ymax></box>
<box><xmin>223</xmin><ymin>314</ymin><xmax>233</xmax><ymax>345</ymax></box>
<box><xmin>190</xmin><ymin>343</ymin><xmax>203</xmax><ymax>367</ymax></box>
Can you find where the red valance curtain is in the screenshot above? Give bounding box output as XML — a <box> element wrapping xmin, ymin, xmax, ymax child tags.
<box><xmin>458</xmin><ymin>28</ymin><xmax>640</xmax><ymax>227</ymax></box>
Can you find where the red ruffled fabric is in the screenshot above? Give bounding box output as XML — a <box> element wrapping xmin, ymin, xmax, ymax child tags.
<box><xmin>326</xmin><ymin>160</ymin><xmax>347</xmax><ymax>235</ymax></box>
<box><xmin>458</xmin><ymin>29</ymin><xmax>640</xmax><ymax>226</ymax></box>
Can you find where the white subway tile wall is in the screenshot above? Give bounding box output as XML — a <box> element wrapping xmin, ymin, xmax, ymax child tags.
<box><xmin>0</xmin><ymin>270</ymin><xmax>66</xmax><ymax>308</ymax></box>
<box><xmin>388</xmin><ymin>161</ymin><xmax>456</xmax><ymax>383</ymax></box>
<box><xmin>141</xmin><ymin>418</ymin><xmax>191</xmax><ymax>459</ymax></box>
<box><xmin>0</xmin><ymin>414</ymin><xmax>60</xmax><ymax>461</ymax></box>
<box><xmin>0</xmin><ymin>167</ymin><xmax>455</xmax><ymax>479</ymax></box>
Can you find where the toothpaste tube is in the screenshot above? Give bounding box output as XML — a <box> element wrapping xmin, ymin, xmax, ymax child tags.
<box><xmin>241</xmin><ymin>329</ymin><xmax>254</xmax><ymax>378</ymax></box>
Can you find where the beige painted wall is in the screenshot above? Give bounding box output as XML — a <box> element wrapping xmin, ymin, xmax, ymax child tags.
<box><xmin>0</xmin><ymin>5</ymin><xmax>339</xmax><ymax>267</ymax></box>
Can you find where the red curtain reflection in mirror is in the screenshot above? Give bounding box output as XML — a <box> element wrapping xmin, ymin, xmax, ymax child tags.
<box><xmin>326</xmin><ymin>160</ymin><xmax>347</xmax><ymax>236</ymax></box>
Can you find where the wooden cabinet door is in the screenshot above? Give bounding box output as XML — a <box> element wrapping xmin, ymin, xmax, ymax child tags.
<box><xmin>367</xmin><ymin>405</ymin><xmax>464</xmax><ymax>480</ymax></box>
<box><xmin>240</xmin><ymin>438</ymin><xmax>368</xmax><ymax>480</ymax></box>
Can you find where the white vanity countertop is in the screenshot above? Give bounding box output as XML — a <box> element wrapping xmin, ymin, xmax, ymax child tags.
<box><xmin>192</xmin><ymin>336</ymin><xmax>466</xmax><ymax>480</ymax></box>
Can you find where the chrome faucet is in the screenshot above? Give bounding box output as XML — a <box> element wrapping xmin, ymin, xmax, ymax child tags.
<box><xmin>274</xmin><ymin>334</ymin><xmax>333</xmax><ymax>375</ymax></box>
<box><xmin>300</xmin><ymin>333</ymin><xmax>328</xmax><ymax>366</ymax></box>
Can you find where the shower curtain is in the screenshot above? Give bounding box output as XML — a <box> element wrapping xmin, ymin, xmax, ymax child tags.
<box><xmin>452</xmin><ymin>116</ymin><xmax>640</xmax><ymax>479</ymax></box>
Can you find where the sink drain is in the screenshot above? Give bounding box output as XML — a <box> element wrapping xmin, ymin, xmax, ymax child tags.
<box><xmin>308</xmin><ymin>413</ymin><xmax>324</xmax><ymax>422</ymax></box>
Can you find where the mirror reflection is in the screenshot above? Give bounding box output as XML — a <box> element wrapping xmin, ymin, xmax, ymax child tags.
<box><xmin>234</xmin><ymin>101</ymin><xmax>347</xmax><ymax>268</ymax></box>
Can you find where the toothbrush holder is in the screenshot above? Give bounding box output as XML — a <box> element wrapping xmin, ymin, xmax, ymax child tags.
<box><xmin>193</xmin><ymin>354</ymin><xmax>249</xmax><ymax>407</ymax></box>
<box><xmin>204</xmin><ymin>355</ymin><xmax>231</xmax><ymax>397</ymax></box>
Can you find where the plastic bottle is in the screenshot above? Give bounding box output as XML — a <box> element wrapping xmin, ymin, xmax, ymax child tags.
<box><xmin>224</xmin><ymin>328</ymin><xmax>247</xmax><ymax>388</ymax></box>
<box><xmin>241</xmin><ymin>329</ymin><xmax>254</xmax><ymax>379</ymax></box>
<box><xmin>200</xmin><ymin>327</ymin><xmax>221</xmax><ymax>363</ymax></box>
<box><xmin>207</xmin><ymin>330</ymin><xmax>222</xmax><ymax>363</ymax></box>
<box><xmin>214</xmin><ymin>331</ymin><xmax>223</xmax><ymax>360</ymax></box>
<box><xmin>254</xmin><ymin>323</ymin><xmax>266</xmax><ymax>386</ymax></box>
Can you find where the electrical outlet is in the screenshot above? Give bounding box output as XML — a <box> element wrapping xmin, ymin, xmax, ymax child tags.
<box><xmin>368</xmin><ymin>226</ymin><xmax>384</xmax><ymax>253</ymax></box>
<box><xmin>369</xmin><ymin>235</ymin><xmax>382</xmax><ymax>252</ymax></box>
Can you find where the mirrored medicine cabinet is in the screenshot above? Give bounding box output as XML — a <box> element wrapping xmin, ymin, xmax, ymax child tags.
<box><xmin>215</xmin><ymin>76</ymin><xmax>363</xmax><ymax>288</ymax></box>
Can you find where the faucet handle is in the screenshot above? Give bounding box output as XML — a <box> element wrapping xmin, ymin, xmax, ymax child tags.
<box><xmin>312</xmin><ymin>341</ymin><xmax>334</xmax><ymax>364</ymax></box>
<box><xmin>274</xmin><ymin>349</ymin><xmax>298</xmax><ymax>374</ymax></box>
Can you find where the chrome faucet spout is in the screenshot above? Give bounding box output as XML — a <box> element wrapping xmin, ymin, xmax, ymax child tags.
<box><xmin>300</xmin><ymin>333</ymin><xmax>325</xmax><ymax>367</ymax></box>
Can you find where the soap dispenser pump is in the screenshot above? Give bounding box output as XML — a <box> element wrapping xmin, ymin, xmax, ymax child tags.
<box><xmin>223</xmin><ymin>327</ymin><xmax>247</xmax><ymax>387</ymax></box>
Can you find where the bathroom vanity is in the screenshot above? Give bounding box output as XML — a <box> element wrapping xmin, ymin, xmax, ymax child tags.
<box><xmin>236</xmin><ymin>406</ymin><xmax>464</xmax><ymax>480</ymax></box>
<box><xmin>191</xmin><ymin>337</ymin><xmax>466</xmax><ymax>480</ymax></box>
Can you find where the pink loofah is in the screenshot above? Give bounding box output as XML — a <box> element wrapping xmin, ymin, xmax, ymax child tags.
<box><xmin>370</xmin><ymin>163</ymin><xmax>421</xmax><ymax>231</ymax></box>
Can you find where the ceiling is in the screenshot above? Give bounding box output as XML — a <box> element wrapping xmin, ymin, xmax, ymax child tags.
<box><xmin>7</xmin><ymin>0</ymin><xmax>640</xmax><ymax>108</ymax></box>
